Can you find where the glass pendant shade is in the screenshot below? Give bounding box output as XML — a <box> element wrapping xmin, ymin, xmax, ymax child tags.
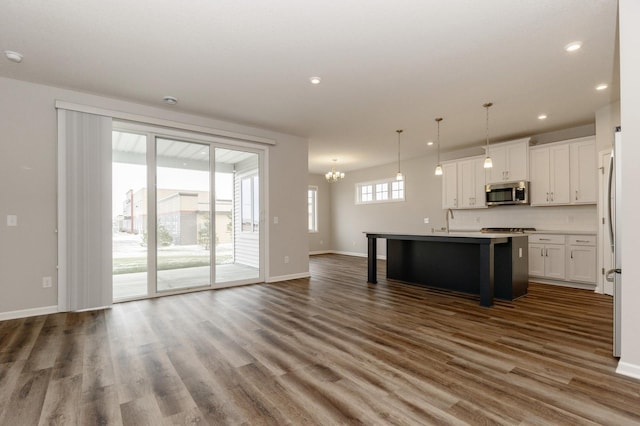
<box><xmin>434</xmin><ymin>164</ymin><xmax>443</xmax><ymax>176</ymax></box>
<box><xmin>396</xmin><ymin>172</ymin><xmax>404</xmax><ymax>181</ymax></box>
<box><xmin>483</xmin><ymin>157</ymin><xmax>493</xmax><ymax>169</ymax></box>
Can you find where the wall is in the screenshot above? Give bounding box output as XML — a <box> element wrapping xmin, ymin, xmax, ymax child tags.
<box><xmin>0</xmin><ymin>76</ymin><xmax>309</xmax><ymax>317</ymax></box>
<box><xmin>308</xmin><ymin>174</ymin><xmax>332</xmax><ymax>254</ymax></box>
<box><xmin>618</xmin><ymin>0</ymin><xmax>640</xmax><ymax>379</ymax></box>
<box><xmin>596</xmin><ymin>102</ymin><xmax>621</xmax><ymax>154</ymax></box>
<box><xmin>331</xmin><ymin>154</ymin><xmax>443</xmax><ymax>258</ymax></box>
<box><xmin>451</xmin><ymin>205</ymin><xmax>597</xmax><ymax>232</ymax></box>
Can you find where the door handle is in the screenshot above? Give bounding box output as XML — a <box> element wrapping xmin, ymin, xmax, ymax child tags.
<box><xmin>608</xmin><ymin>152</ymin><xmax>615</xmax><ymax>253</ymax></box>
<box><xmin>605</xmin><ymin>268</ymin><xmax>621</xmax><ymax>282</ymax></box>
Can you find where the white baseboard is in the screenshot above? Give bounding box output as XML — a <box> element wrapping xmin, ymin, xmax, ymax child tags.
<box><xmin>528</xmin><ymin>278</ymin><xmax>596</xmax><ymax>290</ymax></box>
<box><xmin>0</xmin><ymin>305</ymin><xmax>58</xmax><ymax>321</ymax></box>
<box><xmin>266</xmin><ymin>272</ymin><xmax>311</xmax><ymax>283</ymax></box>
<box><xmin>330</xmin><ymin>250</ymin><xmax>387</xmax><ymax>260</ymax></box>
<box><xmin>616</xmin><ymin>360</ymin><xmax>640</xmax><ymax>380</ymax></box>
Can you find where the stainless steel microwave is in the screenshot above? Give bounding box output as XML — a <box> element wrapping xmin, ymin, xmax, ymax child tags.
<box><xmin>485</xmin><ymin>181</ymin><xmax>529</xmax><ymax>206</ymax></box>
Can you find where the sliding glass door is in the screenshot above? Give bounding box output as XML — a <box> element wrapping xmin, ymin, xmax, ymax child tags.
<box><xmin>214</xmin><ymin>148</ymin><xmax>260</xmax><ymax>285</ymax></box>
<box><xmin>112</xmin><ymin>125</ymin><xmax>263</xmax><ymax>301</ymax></box>
<box><xmin>156</xmin><ymin>138</ymin><xmax>211</xmax><ymax>292</ymax></box>
<box><xmin>112</xmin><ymin>131</ymin><xmax>148</xmax><ymax>300</ymax></box>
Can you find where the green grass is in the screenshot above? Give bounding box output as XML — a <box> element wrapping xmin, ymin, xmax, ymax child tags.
<box><xmin>113</xmin><ymin>255</ymin><xmax>232</xmax><ymax>275</ymax></box>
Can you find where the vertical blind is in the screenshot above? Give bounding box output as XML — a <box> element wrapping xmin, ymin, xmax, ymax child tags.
<box><xmin>57</xmin><ymin>109</ymin><xmax>112</xmax><ymax>311</ymax></box>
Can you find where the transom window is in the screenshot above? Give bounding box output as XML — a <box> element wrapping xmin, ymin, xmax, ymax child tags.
<box><xmin>356</xmin><ymin>178</ymin><xmax>405</xmax><ymax>204</ymax></box>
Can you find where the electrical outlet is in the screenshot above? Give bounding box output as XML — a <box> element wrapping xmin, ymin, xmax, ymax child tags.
<box><xmin>424</xmin><ymin>217</ymin><xmax>429</xmax><ymax>224</ymax></box>
<box><xmin>284</xmin><ymin>256</ymin><xmax>289</xmax><ymax>264</ymax></box>
<box><xmin>42</xmin><ymin>276</ymin><xmax>52</xmax><ymax>288</ymax></box>
<box><xmin>273</xmin><ymin>216</ymin><xmax>279</xmax><ymax>224</ymax></box>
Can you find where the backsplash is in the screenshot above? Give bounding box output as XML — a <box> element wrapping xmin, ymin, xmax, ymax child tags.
<box><xmin>449</xmin><ymin>204</ymin><xmax>598</xmax><ymax>232</ymax></box>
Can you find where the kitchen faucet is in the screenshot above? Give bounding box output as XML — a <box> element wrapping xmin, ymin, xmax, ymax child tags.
<box><xmin>445</xmin><ymin>208</ymin><xmax>454</xmax><ymax>233</ymax></box>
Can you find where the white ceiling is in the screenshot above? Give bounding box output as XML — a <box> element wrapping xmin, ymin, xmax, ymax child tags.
<box><xmin>1</xmin><ymin>0</ymin><xmax>618</xmax><ymax>174</ymax></box>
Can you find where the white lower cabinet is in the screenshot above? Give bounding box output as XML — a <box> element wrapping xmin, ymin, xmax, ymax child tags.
<box><xmin>567</xmin><ymin>235</ymin><xmax>597</xmax><ymax>283</ymax></box>
<box><xmin>529</xmin><ymin>233</ymin><xmax>596</xmax><ymax>286</ymax></box>
<box><xmin>529</xmin><ymin>235</ymin><xmax>565</xmax><ymax>280</ymax></box>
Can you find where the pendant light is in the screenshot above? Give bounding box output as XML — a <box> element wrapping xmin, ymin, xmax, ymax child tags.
<box><xmin>434</xmin><ymin>117</ymin><xmax>443</xmax><ymax>176</ymax></box>
<box><xmin>396</xmin><ymin>129</ymin><xmax>404</xmax><ymax>181</ymax></box>
<box><xmin>483</xmin><ymin>102</ymin><xmax>494</xmax><ymax>169</ymax></box>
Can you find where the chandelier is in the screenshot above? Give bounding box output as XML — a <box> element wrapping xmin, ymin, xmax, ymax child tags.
<box><xmin>325</xmin><ymin>159</ymin><xmax>345</xmax><ymax>183</ymax></box>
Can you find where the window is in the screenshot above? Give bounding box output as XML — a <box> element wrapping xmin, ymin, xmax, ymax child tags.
<box><xmin>241</xmin><ymin>175</ymin><xmax>259</xmax><ymax>232</ymax></box>
<box><xmin>356</xmin><ymin>178</ymin><xmax>405</xmax><ymax>204</ymax></box>
<box><xmin>375</xmin><ymin>183</ymin><xmax>389</xmax><ymax>200</ymax></box>
<box><xmin>360</xmin><ymin>184</ymin><xmax>373</xmax><ymax>202</ymax></box>
<box><xmin>391</xmin><ymin>180</ymin><xmax>404</xmax><ymax>200</ymax></box>
<box><xmin>308</xmin><ymin>186</ymin><xmax>318</xmax><ymax>232</ymax></box>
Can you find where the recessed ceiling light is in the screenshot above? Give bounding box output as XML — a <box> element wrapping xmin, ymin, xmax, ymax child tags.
<box><xmin>565</xmin><ymin>41</ymin><xmax>582</xmax><ymax>52</ymax></box>
<box><xmin>163</xmin><ymin>96</ymin><xmax>178</xmax><ymax>105</ymax></box>
<box><xmin>596</xmin><ymin>83</ymin><xmax>608</xmax><ymax>91</ymax></box>
<box><xmin>4</xmin><ymin>50</ymin><xmax>23</xmax><ymax>63</ymax></box>
<box><xmin>538</xmin><ymin>114</ymin><xmax>547</xmax><ymax>120</ymax></box>
<box><xmin>426</xmin><ymin>141</ymin><xmax>434</xmax><ymax>146</ymax></box>
<box><xmin>309</xmin><ymin>76</ymin><xmax>321</xmax><ymax>85</ymax></box>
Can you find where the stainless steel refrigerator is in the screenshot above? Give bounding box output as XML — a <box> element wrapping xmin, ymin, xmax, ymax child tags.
<box><xmin>606</xmin><ymin>127</ymin><xmax>622</xmax><ymax>357</ymax></box>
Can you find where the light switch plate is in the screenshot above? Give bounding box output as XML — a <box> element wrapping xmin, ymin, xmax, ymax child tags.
<box><xmin>7</xmin><ymin>215</ymin><xmax>17</xmax><ymax>227</ymax></box>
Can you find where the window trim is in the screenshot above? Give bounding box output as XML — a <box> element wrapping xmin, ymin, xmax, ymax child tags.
<box><xmin>355</xmin><ymin>178</ymin><xmax>405</xmax><ymax>204</ymax></box>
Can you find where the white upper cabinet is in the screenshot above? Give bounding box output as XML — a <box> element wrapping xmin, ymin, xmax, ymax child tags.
<box><xmin>441</xmin><ymin>157</ymin><xmax>487</xmax><ymax>210</ymax></box>
<box><xmin>529</xmin><ymin>136</ymin><xmax>597</xmax><ymax>206</ymax></box>
<box><xmin>486</xmin><ymin>138</ymin><xmax>529</xmax><ymax>183</ymax></box>
<box><xmin>441</xmin><ymin>161</ymin><xmax>458</xmax><ymax>209</ymax></box>
<box><xmin>457</xmin><ymin>157</ymin><xmax>487</xmax><ymax>208</ymax></box>
<box><xmin>530</xmin><ymin>144</ymin><xmax>570</xmax><ymax>205</ymax></box>
<box><xmin>570</xmin><ymin>137</ymin><xmax>597</xmax><ymax>204</ymax></box>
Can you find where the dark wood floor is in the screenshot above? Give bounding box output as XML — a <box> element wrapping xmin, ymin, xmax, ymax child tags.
<box><xmin>1</xmin><ymin>254</ymin><xmax>639</xmax><ymax>425</ymax></box>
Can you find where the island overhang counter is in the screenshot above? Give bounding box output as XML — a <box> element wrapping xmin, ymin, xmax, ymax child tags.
<box><xmin>365</xmin><ymin>232</ymin><xmax>529</xmax><ymax>307</ymax></box>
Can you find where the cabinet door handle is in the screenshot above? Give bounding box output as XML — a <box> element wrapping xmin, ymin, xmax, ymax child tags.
<box><xmin>570</xmin><ymin>250</ymin><xmax>573</xmax><ymax>259</ymax></box>
<box><xmin>575</xmin><ymin>239</ymin><xmax>590</xmax><ymax>243</ymax></box>
<box><xmin>575</xmin><ymin>190</ymin><xmax>579</xmax><ymax>201</ymax></box>
<box><xmin>546</xmin><ymin>192</ymin><xmax>549</xmax><ymax>202</ymax></box>
<box><xmin>550</xmin><ymin>192</ymin><xmax>554</xmax><ymax>201</ymax></box>
<box><xmin>540</xmin><ymin>238</ymin><xmax>551</xmax><ymax>241</ymax></box>
<box><xmin>454</xmin><ymin>198</ymin><xmax>457</xmax><ymax>208</ymax></box>
<box><xmin>540</xmin><ymin>248</ymin><xmax>544</xmax><ymax>257</ymax></box>
<box><xmin>545</xmin><ymin>249</ymin><xmax>548</xmax><ymax>257</ymax></box>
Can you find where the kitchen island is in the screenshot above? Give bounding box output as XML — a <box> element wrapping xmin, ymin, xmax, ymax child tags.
<box><xmin>365</xmin><ymin>232</ymin><xmax>529</xmax><ymax>307</ymax></box>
